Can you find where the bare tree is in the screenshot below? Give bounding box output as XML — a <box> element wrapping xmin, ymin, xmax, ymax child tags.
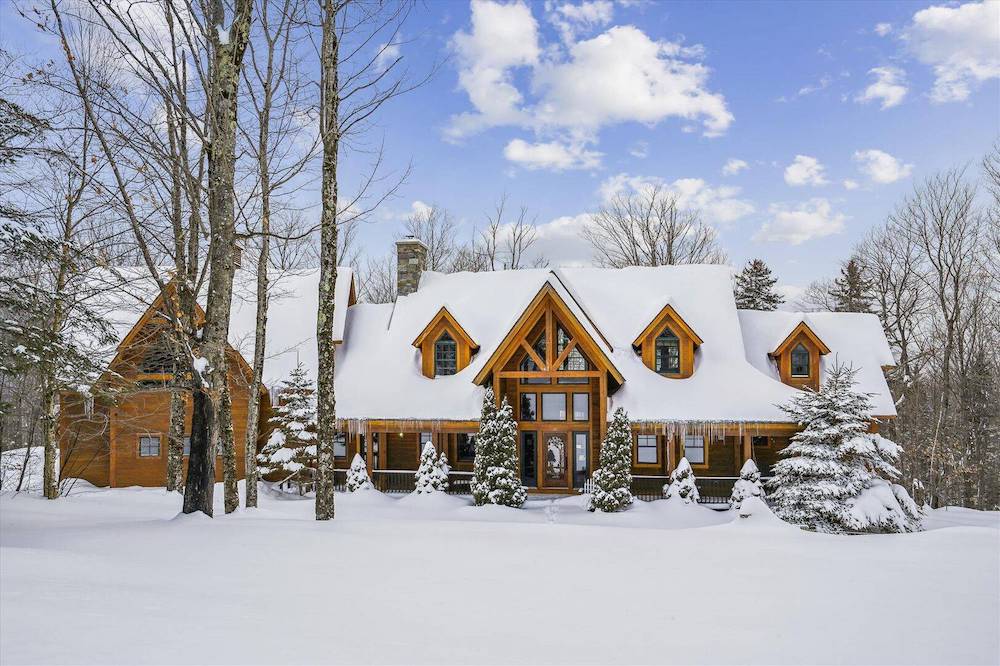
<box><xmin>357</xmin><ymin>251</ymin><xmax>397</xmax><ymax>303</ymax></box>
<box><xmin>583</xmin><ymin>185</ymin><xmax>726</xmax><ymax>267</ymax></box>
<box><xmin>478</xmin><ymin>194</ymin><xmax>546</xmax><ymax>270</ymax></box>
<box><xmin>402</xmin><ymin>203</ymin><xmax>457</xmax><ymax>271</ymax></box>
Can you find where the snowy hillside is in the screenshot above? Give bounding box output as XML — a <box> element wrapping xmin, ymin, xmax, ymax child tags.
<box><xmin>1</xmin><ymin>485</ymin><xmax>996</xmax><ymax>665</ymax></box>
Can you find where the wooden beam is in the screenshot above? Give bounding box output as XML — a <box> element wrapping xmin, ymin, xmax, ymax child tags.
<box><xmin>497</xmin><ymin>370</ymin><xmax>601</xmax><ymax>379</ymax></box>
<box><xmin>553</xmin><ymin>339</ymin><xmax>577</xmax><ymax>370</ymax></box>
<box><xmin>520</xmin><ymin>340</ymin><xmax>545</xmax><ymax>371</ymax></box>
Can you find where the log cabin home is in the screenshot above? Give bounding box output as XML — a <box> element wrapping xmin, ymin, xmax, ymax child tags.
<box><xmin>59</xmin><ymin>239</ymin><xmax>896</xmax><ymax>502</ymax></box>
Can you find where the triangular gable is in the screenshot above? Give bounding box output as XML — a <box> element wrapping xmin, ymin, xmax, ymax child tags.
<box><xmin>631</xmin><ymin>302</ymin><xmax>704</xmax><ymax>348</ymax></box>
<box><xmin>770</xmin><ymin>321</ymin><xmax>831</xmax><ymax>357</ymax></box>
<box><xmin>473</xmin><ymin>281</ymin><xmax>624</xmax><ymax>385</ymax></box>
<box><xmin>412</xmin><ymin>306</ymin><xmax>478</xmax><ymax>350</ymax></box>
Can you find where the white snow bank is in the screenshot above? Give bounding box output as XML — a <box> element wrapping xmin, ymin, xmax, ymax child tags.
<box><xmin>0</xmin><ymin>447</ymin><xmax>48</xmax><ymax>492</ymax></box>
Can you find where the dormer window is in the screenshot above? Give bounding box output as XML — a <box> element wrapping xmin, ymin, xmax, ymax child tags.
<box><xmin>434</xmin><ymin>332</ymin><xmax>457</xmax><ymax>376</ymax></box>
<box><xmin>413</xmin><ymin>307</ymin><xmax>479</xmax><ymax>379</ymax></box>
<box><xmin>790</xmin><ymin>343</ymin><xmax>810</xmax><ymax>377</ymax></box>
<box><xmin>654</xmin><ymin>328</ymin><xmax>680</xmax><ymax>374</ymax></box>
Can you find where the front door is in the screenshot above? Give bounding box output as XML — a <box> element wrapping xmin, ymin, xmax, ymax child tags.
<box><xmin>541</xmin><ymin>431</ymin><xmax>569</xmax><ymax>489</ymax></box>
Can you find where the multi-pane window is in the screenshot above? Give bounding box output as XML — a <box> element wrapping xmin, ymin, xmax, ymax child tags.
<box><xmin>334</xmin><ymin>433</ymin><xmax>347</xmax><ymax>458</ymax></box>
<box><xmin>684</xmin><ymin>434</ymin><xmax>705</xmax><ymax>465</ymax></box>
<box><xmin>556</xmin><ymin>325</ymin><xmax>588</xmax><ymax>384</ymax></box>
<box><xmin>521</xmin><ymin>334</ymin><xmax>550</xmax><ymax>385</ymax></box>
<box><xmin>419</xmin><ymin>432</ymin><xmax>434</xmax><ymax>456</ymax></box>
<box><xmin>457</xmin><ymin>433</ymin><xmax>477</xmax><ymax>461</ymax></box>
<box><xmin>655</xmin><ymin>327</ymin><xmax>681</xmax><ymax>374</ymax></box>
<box><xmin>790</xmin><ymin>343</ymin><xmax>810</xmax><ymax>377</ymax></box>
<box><xmin>573</xmin><ymin>432</ymin><xmax>589</xmax><ymax>489</ymax></box>
<box><xmin>541</xmin><ymin>393</ymin><xmax>567</xmax><ymax>421</ymax></box>
<box><xmin>636</xmin><ymin>435</ymin><xmax>657</xmax><ymax>464</ymax></box>
<box><xmin>434</xmin><ymin>331</ymin><xmax>457</xmax><ymax>376</ymax></box>
<box><xmin>572</xmin><ymin>393</ymin><xmax>589</xmax><ymax>421</ymax></box>
<box><xmin>139</xmin><ymin>435</ymin><xmax>161</xmax><ymax>457</ymax></box>
<box><xmin>520</xmin><ymin>393</ymin><xmax>537</xmax><ymax>421</ymax></box>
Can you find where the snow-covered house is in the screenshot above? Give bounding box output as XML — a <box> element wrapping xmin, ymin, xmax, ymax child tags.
<box><xmin>330</xmin><ymin>238</ymin><xmax>897</xmax><ymax>497</ymax></box>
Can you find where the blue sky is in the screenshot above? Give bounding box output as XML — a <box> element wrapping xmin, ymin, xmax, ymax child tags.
<box><xmin>2</xmin><ymin>0</ymin><xmax>996</xmax><ymax>296</ymax></box>
<box><xmin>358</xmin><ymin>0</ymin><xmax>999</xmax><ymax>294</ymax></box>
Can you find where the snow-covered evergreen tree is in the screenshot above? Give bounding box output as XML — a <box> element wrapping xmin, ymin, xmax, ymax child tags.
<box><xmin>587</xmin><ymin>408</ymin><xmax>633</xmax><ymax>512</ymax></box>
<box><xmin>346</xmin><ymin>453</ymin><xmax>373</xmax><ymax>492</ymax></box>
<box><xmin>733</xmin><ymin>258</ymin><xmax>784</xmax><ymax>310</ymax></box>
<box><xmin>664</xmin><ymin>457</ymin><xmax>700</xmax><ymax>504</ymax></box>
<box><xmin>257</xmin><ymin>363</ymin><xmax>316</xmax><ymax>483</ymax></box>
<box><xmin>768</xmin><ymin>363</ymin><xmax>921</xmax><ymax>533</ymax></box>
<box><xmin>830</xmin><ymin>258</ymin><xmax>873</xmax><ymax>313</ymax></box>
<box><xmin>414</xmin><ymin>442</ymin><xmax>449</xmax><ymax>493</ymax></box>
<box><xmin>471</xmin><ymin>387</ymin><xmax>526</xmax><ymax>508</ymax></box>
<box><xmin>438</xmin><ymin>450</ymin><xmax>451</xmax><ymax>477</ymax></box>
<box><xmin>730</xmin><ymin>459</ymin><xmax>765</xmax><ymax>507</ymax></box>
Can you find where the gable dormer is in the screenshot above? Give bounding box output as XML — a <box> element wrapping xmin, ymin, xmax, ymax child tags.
<box><xmin>632</xmin><ymin>304</ymin><xmax>703</xmax><ymax>379</ymax></box>
<box><xmin>413</xmin><ymin>307</ymin><xmax>478</xmax><ymax>378</ymax></box>
<box><xmin>769</xmin><ymin>321</ymin><xmax>830</xmax><ymax>391</ymax></box>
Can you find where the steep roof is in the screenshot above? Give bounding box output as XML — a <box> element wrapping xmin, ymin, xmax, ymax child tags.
<box><xmin>334</xmin><ymin>265</ymin><xmax>898</xmax><ymax>422</ymax></box>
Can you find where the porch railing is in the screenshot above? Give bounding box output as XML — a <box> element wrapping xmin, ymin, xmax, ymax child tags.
<box><xmin>630</xmin><ymin>475</ymin><xmax>745</xmax><ymax>505</ymax></box>
<box><xmin>368</xmin><ymin>469</ymin><xmax>475</xmax><ymax>495</ymax></box>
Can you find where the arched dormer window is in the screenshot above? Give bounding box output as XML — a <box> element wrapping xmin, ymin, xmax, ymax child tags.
<box><xmin>654</xmin><ymin>328</ymin><xmax>680</xmax><ymax>374</ymax></box>
<box><xmin>434</xmin><ymin>332</ymin><xmax>457</xmax><ymax>376</ymax></box>
<box><xmin>790</xmin><ymin>343</ymin><xmax>810</xmax><ymax>377</ymax></box>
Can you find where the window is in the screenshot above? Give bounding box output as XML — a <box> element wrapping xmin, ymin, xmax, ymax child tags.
<box><xmin>556</xmin><ymin>325</ymin><xmax>589</xmax><ymax>384</ymax></box>
<box><xmin>684</xmin><ymin>434</ymin><xmax>705</xmax><ymax>465</ymax></box>
<box><xmin>572</xmin><ymin>393</ymin><xmax>589</xmax><ymax>421</ymax></box>
<box><xmin>636</xmin><ymin>435</ymin><xmax>657</xmax><ymax>464</ymax></box>
<box><xmin>183</xmin><ymin>436</ymin><xmax>191</xmax><ymax>456</ymax></box>
<box><xmin>520</xmin><ymin>334</ymin><xmax>550</xmax><ymax>385</ymax></box>
<box><xmin>655</xmin><ymin>327</ymin><xmax>681</xmax><ymax>374</ymax></box>
<box><xmin>790</xmin><ymin>343</ymin><xmax>810</xmax><ymax>377</ymax></box>
<box><xmin>520</xmin><ymin>393</ymin><xmax>537</xmax><ymax>421</ymax></box>
<box><xmin>418</xmin><ymin>432</ymin><xmax>434</xmax><ymax>456</ymax></box>
<box><xmin>139</xmin><ymin>435</ymin><xmax>161</xmax><ymax>457</ymax></box>
<box><xmin>573</xmin><ymin>432</ymin><xmax>589</xmax><ymax>489</ymax></box>
<box><xmin>434</xmin><ymin>331</ymin><xmax>457</xmax><ymax>376</ymax></box>
<box><xmin>541</xmin><ymin>393</ymin><xmax>567</xmax><ymax>421</ymax></box>
<box><xmin>334</xmin><ymin>433</ymin><xmax>347</xmax><ymax>458</ymax></box>
<box><xmin>457</xmin><ymin>433</ymin><xmax>476</xmax><ymax>461</ymax></box>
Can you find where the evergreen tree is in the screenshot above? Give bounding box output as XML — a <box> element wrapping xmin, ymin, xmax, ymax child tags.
<box><xmin>588</xmin><ymin>408</ymin><xmax>633</xmax><ymax>512</ymax></box>
<box><xmin>830</xmin><ymin>258</ymin><xmax>873</xmax><ymax>313</ymax></box>
<box><xmin>414</xmin><ymin>442</ymin><xmax>449</xmax><ymax>493</ymax></box>
<box><xmin>664</xmin><ymin>457</ymin><xmax>700</xmax><ymax>503</ymax></box>
<box><xmin>730</xmin><ymin>459</ymin><xmax>765</xmax><ymax>507</ymax></box>
<box><xmin>438</xmin><ymin>450</ymin><xmax>451</xmax><ymax>478</ymax></box>
<box><xmin>471</xmin><ymin>387</ymin><xmax>526</xmax><ymax>508</ymax></box>
<box><xmin>257</xmin><ymin>363</ymin><xmax>316</xmax><ymax>484</ymax></box>
<box><xmin>768</xmin><ymin>363</ymin><xmax>921</xmax><ymax>533</ymax></box>
<box><xmin>733</xmin><ymin>258</ymin><xmax>784</xmax><ymax>310</ymax></box>
<box><xmin>346</xmin><ymin>453</ymin><xmax>374</xmax><ymax>492</ymax></box>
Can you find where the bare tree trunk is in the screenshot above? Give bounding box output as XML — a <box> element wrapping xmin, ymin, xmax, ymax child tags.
<box><xmin>167</xmin><ymin>388</ymin><xmax>186</xmax><ymax>492</ymax></box>
<box><xmin>315</xmin><ymin>0</ymin><xmax>340</xmax><ymax>521</ymax></box>
<box><xmin>41</xmin><ymin>383</ymin><xmax>59</xmax><ymax>499</ymax></box>
<box><xmin>244</xmin><ymin>182</ymin><xmax>269</xmax><ymax>509</ymax></box>
<box><xmin>219</xmin><ymin>365</ymin><xmax>238</xmax><ymax>513</ymax></box>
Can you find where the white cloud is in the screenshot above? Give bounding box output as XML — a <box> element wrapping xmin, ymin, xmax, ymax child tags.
<box><xmin>447</xmin><ymin>1</ymin><xmax>733</xmax><ymax>166</ymax></box>
<box><xmin>784</xmin><ymin>155</ymin><xmax>829</xmax><ymax>187</ymax></box>
<box><xmin>874</xmin><ymin>22</ymin><xmax>893</xmax><ymax>37</ymax></box>
<box><xmin>853</xmin><ymin>149</ymin><xmax>914</xmax><ymax>184</ymax></box>
<box><xmin>629</xmin><ymin>141</ymin><xmax>649</xmax><ymax>159</ymax></box>
<box><xmin>722</xmin><ymin>158</ymin><xmax>748</xmax><ymax>176</ymax></box>
<box><xmin>530</xmin><ymin>213</ymin><xmax>595</xmax><ymax>266</ymax></box>
<box><xmin>904</xmin><ymin>1</ymin><xmax>1000</xmax><ymax>103</ymax></box>
<box><xmin>797</xmin><ymin>75</ymin><xmax>832</xmax><ymax>97</ymax></box>
<box><xmin>374</xmin><ymin>40</ymin><xmax>402</xmax><ymax>72</ymax></box>
<box><xmin>843</xmin><ymin>179</ymin><xmax>860</xmax><ymax>190</ymax></box>
<box><xmin>546</xmin><ymin>0</ymin><xmax>614</xmax><ymax>43</ymax></box>
<box><xmin>599</xmin><ymin>173</ymin><xmax>755</xmax><ymax>226</ymax></box>
<box><xmin>503</xmin><ymin>138</ymin><xmax>602</xmax><ymax>170</ymax></box>
<box><xmin>855</xmin><ymin>66</ymin><xmax>908</xmax><ymax>109</ymax></box>
<box><xmin>754</xmin><ymin>198</ymin><xmax>847</xmax><ymax>245</ymax></box>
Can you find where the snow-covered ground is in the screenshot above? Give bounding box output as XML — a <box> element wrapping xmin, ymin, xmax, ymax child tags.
<box><xmin>1</xmin><ymin>482</ymin><xmax>997</xmax><ymax>665</ymax></box>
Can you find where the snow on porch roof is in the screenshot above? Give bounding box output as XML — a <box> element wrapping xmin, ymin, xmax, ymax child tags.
<box><xmin>334</xmin><ymin>265</ymin><xmax>897</xmax><ymax>423</ymax></box>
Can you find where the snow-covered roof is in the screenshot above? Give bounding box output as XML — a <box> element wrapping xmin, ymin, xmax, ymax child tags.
<box><xmin>334</xmin><ymin>265</ymin><xmax>898</xmax><ymax>423</ymax></box>
<box><xmin>93</xmin><ymin>267</ymin><xmax>355</xmax><ymax>387</ymax></box>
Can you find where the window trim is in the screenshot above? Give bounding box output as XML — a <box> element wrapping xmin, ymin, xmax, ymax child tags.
<box><xmin>683</xmin><ymin>433</ymin><xmax>708</xmax><ymax>468</ymax></box>
<box><xmin>138</xmin><ymin>434</ymin><xmax>162</xmax><ymax>458</ymax></box>
<box><xmin>634</xmin><ymin>434</ymin><xmax>659</xmax><ymax>466</ymax></box>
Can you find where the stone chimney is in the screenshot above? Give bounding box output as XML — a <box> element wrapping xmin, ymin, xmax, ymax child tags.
<box><xmin>395</xmin><ymin>236</ymin><xmax>427</xmax><ymax>298</ymax></box>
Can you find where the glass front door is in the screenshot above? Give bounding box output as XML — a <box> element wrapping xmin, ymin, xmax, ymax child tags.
<box><xmin>542</xmin><ymin>432</ymin><xmax>568</xmax><ymax>488</ymax></box>
<box><xmin>520</xmin><ymin>432</ymin><xmax>537</xmax><ymax>487</ymax></box>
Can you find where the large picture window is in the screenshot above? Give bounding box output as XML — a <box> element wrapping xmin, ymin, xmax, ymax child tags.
<box><xmin>434</xmin><ymin>332</ymin><xmax>457</xmax><ymax>376</ymax></box>
<box><xmin>655</xmin><ymin>328</ymin><xmax>681</xmax><ymax>374</ymax></box>
<box><xmin>139</xmin><ymin>435</ymin><xmax>161</xmax><ymax>457</ymax></box>
<box><xmin>790</xmin><ymin>343</ymin><xmax>810</xmax><ymax>377</ymax></box>
<box><xmin>572</xmin><ymin>393</ymin><xmax>589</xmax><ymax>421</ymax></box>
<box><xmin>684</xmin><ymin>434</ymin><xmax>705</xmax><ymax>465</ymax></box>
<box><xmin>636</xmin><ymin>435</ymin><xmax>657</xmax><ymax>464</ymax></box>
<box><xmin>457</xmin><ymin>433</ymin><xmax>477</xmax><ymax>461</ymax></box>
<box><xmin>541</xmin><ymin>393</ymin><xmax>567</xmax><ymax>421</ymax></box>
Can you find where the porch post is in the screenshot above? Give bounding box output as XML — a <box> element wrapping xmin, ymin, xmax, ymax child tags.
<box><xmin>741</xmin><ymin>433</ymin><xmax>752</xmax><ymax>466</ymax></box>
